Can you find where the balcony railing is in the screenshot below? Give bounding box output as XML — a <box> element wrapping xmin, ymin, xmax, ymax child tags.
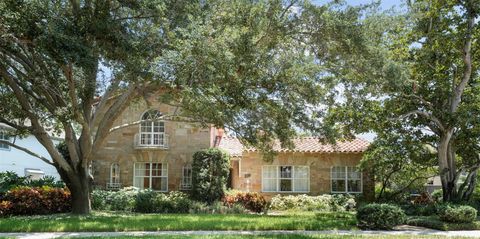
<box><xmin>134</xmin><ymin>132</ymin><xmax>169</xmax><ymax>149</ymax></box>
<box><xmin>106</xmin><ymin>182</ymin><xmax>122</xmax><ymax>190</ymax></box>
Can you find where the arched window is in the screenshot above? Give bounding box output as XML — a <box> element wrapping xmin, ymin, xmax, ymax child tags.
<box><xmin>140</xmin><ymin>110</ymin><xmax>165</xmax><ymax>146</ymax></box>
<box><xmin>110</xmin><ymin>163</ymin><xmax>120</xmax><ymax>184</ymax></box>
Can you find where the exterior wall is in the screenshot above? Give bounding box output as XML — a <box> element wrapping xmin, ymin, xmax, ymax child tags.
<box><xmin>234</xmin><ymin>151</ymin><xmax>374</xmax><ymax>200</ymax></box>
<box><xmin>0</xmin><ymin>134</ymin><xmax>60</xmax><ymax>179</ymax></box>
<box><xmin>92</xmin><ymin>98</ymin><xmax>212</xmax><ymax>191</ymax></box>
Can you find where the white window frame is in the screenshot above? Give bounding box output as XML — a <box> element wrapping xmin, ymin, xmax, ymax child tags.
<box><xmin>133</xmin><ymin>162</ymin><xmax>168</xmax><ymax>192</ymax></box>
<box><xmin>110</xmin><ymin>163</ymin><xmax>120</xmax><ymax>184</ymax></box>
<box><xmin>181</xmin><ymin>165</ymin><xmax>192</xmax><ymax>190</ymax></box>
<box><xmin>330</xmin><ymin>166</ymin><xmax>363</xmax><ymax>194</ymax></box>
<box><xmin>261</xmin><ymin>165</ymin><xmax>310</xmax><ymax>193</ymax></box>
<box><xmin>0</xmin><ymin>131</ymin><xmax>11</xmax><ymax>151</ymax></box>
<box><xmin>139</xmin><ymin>110</ymin><xmax>165</xmax><ymax>146</ymax></box>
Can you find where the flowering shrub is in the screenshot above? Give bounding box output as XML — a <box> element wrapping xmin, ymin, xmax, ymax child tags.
<box><xmin>189</xmin><ymin>201</ymin><xmax>247</xmax><ymax>214</ymax></box>
<box><xmin>269</xmin><ymin>194</ymin><xmax>356</xmax><ymax>212</ymax></box>
<box><xmin>223</xmin><ymin>192</ymin><xmax>267</xmax><ymax>213</ymax></box>
<box><xmin>2</xmin><ymin>186</ymin><xmax>71</xmax><ymax>216</ymax></box>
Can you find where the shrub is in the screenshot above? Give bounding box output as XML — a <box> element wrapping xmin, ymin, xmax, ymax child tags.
<box><xmin>269</xmin><ymin>194</ymin><xmax>356</xmax><ymax>212</ymax></box>
<box><xmin>356</xmin><ymin>203</ymin><xmax>406</xmax><ymax>230</ymax></box>
<box><xmin>437</xmin><ymin>204</ymin><xmax>477</xmax><ymax>223</ymax></box>
<box><xmin>2</xmin><ymin>186</ymin><xmax>71</xmax><ymax>216</ymax></box>
<box><xmin>91</xmin><ymin>190</ymin><xmax>112</xmax><ymax>210</ymax></box>
<box><xmin>92</xmin><ymin>187</ymin><xmax>138</xmax><ymax>211</ymax></box>
<box><xmin>189</xmin><ymin>201</ymin><xmax>246</xmax><ymax>214</ymax></box>
<box><xmin>26</xmin><ymin>176</ymin><xmax>65</xmax><ymax>188</ymax></box>
<box><xmin>223</xmin><ymin>192</ymin><xmax>267</xmax><ymax>213</ymax></box>
<box><xmin>0</xmin><ymin>201</ymin><xmax>12</xmax><ymax>216</ymax></box>
<box><xmin>0</xmin><ymin>171</ymin><xmax>64</xmax><ymax>194</ymax></box>
<box><xmin>134</xmin><ymin>190</ymin><xmax>193</xmax><ymax>213</ymax></box>
<box><xmin>402</xmin><ymin>203</ymin><xmax>437</xmax><ymax>216</ymax></box>
<box><xmin>431</xmin><ymin>189</ymin><xmax>443</xmax><ymax>202</ymax></box>
<box><xmin>191</xmin><ymin>148</ymin><xmax>230</xmax><ymax>204</ymax></box>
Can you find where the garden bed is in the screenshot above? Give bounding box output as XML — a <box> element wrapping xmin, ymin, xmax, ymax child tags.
<box><xmin>407</xmin><ymin>216</ymin><xmax>480</xmax><ymax>231</ymax></box>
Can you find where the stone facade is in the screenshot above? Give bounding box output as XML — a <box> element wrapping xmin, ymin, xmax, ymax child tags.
<box><xmin>93</xmin><ymin>100</ymin><xmax>374</xmax><ymax>200</ymax></box>
<box><xmin>92</xmin><ymin>99</ymin><xmax>213</xmax><ymax>191</ymax></box>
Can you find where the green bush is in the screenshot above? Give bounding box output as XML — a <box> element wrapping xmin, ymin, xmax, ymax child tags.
<box><xmin>134</xmin><ymin>191</ymin><xmax>193</xmax><ymax>213</ymax></box>
<box><xmin>91</xmin><ymin>187</ymin><xmax>138</xmax><ymax>211</ymax></box>
<box><xmin>437</xmin><ymin>204</ymin><xmax>477</xmax><ymax>223</ymax></box>
<box><xmin>0</xmin><ymin>172</ymin><xmax>64</xmax><ymax>194</ymax></box>
<box><xmin>356</xmin><ymin>203</ymin><xmax>406</xmax><ymax>230</ymax></box>
<box><xmin>191</xmin><ymin>148</ymin><xmax>230</xmax><ymax>204</ymax></box>
<box><xmin>189</xmin><ymin>201</ymin><xmax>246</xmax><ymax>214</ymax></box>
<box><xmin>402</xmin><ymin>203</ymin><xmax>437</xmax><ymax>216</ymax></box>
<box><xmin>269</xmin><ymin>194</ymin><xmax>356</xmax><ymax>212</ymax></box>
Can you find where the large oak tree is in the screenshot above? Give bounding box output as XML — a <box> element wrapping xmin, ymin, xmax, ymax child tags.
<box><xmin>0</xmin><ymin>0</ymin><xmax>373</xmax><ymax>214</ymax></box>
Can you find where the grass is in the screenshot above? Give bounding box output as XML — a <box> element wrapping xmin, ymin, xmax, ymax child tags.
<box><xmin>60</xmin><ymin>235</ymin><xmax>473</xmax><ymax>239</ymax></box>
<box><xmin>0</xmin><ymin>211</ymin><xmax>356</xmax><ymax>232</ymax></box>
<box><xmin>407</xmin><ymin>216</ymin><xmax>480</xmax><ymax>231</ymax></box>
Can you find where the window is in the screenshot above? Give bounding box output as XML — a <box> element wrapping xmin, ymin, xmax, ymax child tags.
<box><xmin>140</xmin><ymin>110</ymin><xmax>165</xmax><ymax>146</ymax></box>
<box><xmin>262</xmin><ymin>165</ymin><xmax>309</xmax><ymax>192</ymax></box>
<box><xmin>133</xmin><ymin>162</ymin><xmax>168</xmax><ymax>191</ymax></box>
<box><xmin>181</xmin><ymin>165</ymin><xmax>192</xmax><ymax>190</ymax></box>
<box><xmin>0</xmin><ymin>131</ymin><xmax>10</xmax><ymax>150</ymax></box>
<box><xmin>331</xmin><ymin>166</ymin><xmax>362</xmax><ymax>193</ymax></box>
<box><xmin>110</xmin><ymin>163</ymin><xmax>120</xmax><ymax>184</ymax></box>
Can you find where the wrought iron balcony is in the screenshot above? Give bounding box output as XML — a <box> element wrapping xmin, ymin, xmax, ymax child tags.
<box><xmin>134</xmin><ymin>132</ymin><xmax>169</xmax><ymax>149</ymax></box>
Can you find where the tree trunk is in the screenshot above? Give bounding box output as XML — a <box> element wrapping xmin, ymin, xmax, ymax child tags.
<box><xmin>56</xmin><ymin>164</ymin><xmax>92</xmax><ymax>214</ymax></box>
<box><xmin>438</xmin><ymin>131</ymin><xmax>457</xmax><ymax>202</ymax></box>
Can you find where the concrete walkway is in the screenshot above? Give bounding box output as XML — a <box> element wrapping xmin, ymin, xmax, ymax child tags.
<box><xmin>1</xmin><ymin>230</ymin><xmax>480</xmax><ymax>239</ymax></box>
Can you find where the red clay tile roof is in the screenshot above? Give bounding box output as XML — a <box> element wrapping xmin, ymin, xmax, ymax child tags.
<box><xmin>218</xmin><ymin>136</ymin><xmax>369</xmax><ymax>157</ymax></box>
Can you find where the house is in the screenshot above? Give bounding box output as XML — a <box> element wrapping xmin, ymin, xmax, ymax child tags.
<box><xmin>0</xmin><ymin>124</ymin><xmax>61</xmax><ymax>179</ymax></box>
<box><xmin>92</xmin><ymin>97</ymin><xmax>374</xmax><ymax>199</ymax></box>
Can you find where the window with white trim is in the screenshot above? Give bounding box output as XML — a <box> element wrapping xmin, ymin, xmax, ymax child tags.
<box><xmin>0</xmin><ymin>131</ymin><xmax>11</xmax><ymax>150</ymax></box>
<box><xmin>140</xmin><ymin>110</ymin><xmax>165</xmax><ymax>146</ymax></box>
<box><xmin>331</xmin><ymin>166</ymin><xmax>362</xmax><ymax>193</ymax></box>
<box><xmin>181</xmin><ymin>165</ymin><xmax>192</xmax><ymax>190</ymax></box>
<box><xmin>110</xmin><ymin>163</ymin><xmax>120</xmax><ymax>184</ymax></box>
<box><xmin>133</xmin><ymin>162</ymin><xmax>168</xmax><ymax>191</ymax></box>
<box><xmin>262</xmin><ymin>165</ymin><xmax>309</xmax><ymax>192</ymax></box>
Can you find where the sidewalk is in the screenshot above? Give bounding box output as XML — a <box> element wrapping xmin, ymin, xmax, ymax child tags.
<box><xmin>1</xmin><ymin>230</ymin><xmax>480</xmax><ymax>239</ymax></box>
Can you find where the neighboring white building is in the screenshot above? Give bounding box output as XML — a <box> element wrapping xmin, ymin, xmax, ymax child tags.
<box><xmin>0</xmin><ymin>125</ymin><xmax>61</xmax><ymax>179</ymax></box>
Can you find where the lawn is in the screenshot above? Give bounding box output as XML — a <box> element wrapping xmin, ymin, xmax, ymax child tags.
<box><xmin>60</xmin><ymin>235</ymin><xmax>473</xmax><ymax>239</ymax></box>
<box><xmin>0</xmin><ymin>211</ymin><xmax>356</xmax><ymax>232</ymax></box>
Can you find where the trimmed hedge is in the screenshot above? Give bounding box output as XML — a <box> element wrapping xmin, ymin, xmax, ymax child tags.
<box><xmin>437</xmin><ymin>204</ymin><xmax>477</xmax><ymax>223</ymax></box>
<box><xmin>407</xmin><ymin>216</ymin><xmax>480</xmax><ymax>231</ymax></box>
<box><xmin>356</xmin><ymin>203</ymin><xmax>406</xmax><ymax>230</ymax></box>
<box><xmin>1</xmin><ymin>186</ymin><xmax>71</xmax><ymax>216</ymax></box>
<box><xmin>269</xmin><ymin>194</ymin><xmax>356</xmax><ymax>212</ymax></box>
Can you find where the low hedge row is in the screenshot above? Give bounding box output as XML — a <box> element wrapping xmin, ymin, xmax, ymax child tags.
<box><xmin>0</xmin><ymin>186</ymin><xmax>71</xmax><ymax>216</ymax></box>
<box><xmin>92</xmin><ymin>188</ymin><xmax>263</xmax><ymax>214</ymax></box>
<box><xmin>356</xmin><ymin>203</ymin><xmax>406</xmax><ymax>230</ymax></box>
<box><xmin>269</xmin><ymin>194</ymin><xmax>356</xmax><ymax>212</ymax></box>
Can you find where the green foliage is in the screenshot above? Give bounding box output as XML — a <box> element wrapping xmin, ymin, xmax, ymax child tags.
<box><xmin>189</xmin><ymin>201</ymin><xmax>247</xmax><ymax>214</ymax></box>
<box><xmin>223</xmin><ymin>191</ymin><xmax>268</xmax><ymax>213</ymax></box>
<box><xmin>361</xmin><ymin>135</ymin><xmax>436</xmax><ymax>201</ymax></box>
<box><xmin>356</xmin><ymin>203</ymin><xmax>406</xmax><ymax>230</ymax></box>
<box><xmin>437</xmin><ymin>204</ymin><xmax>477</xmax><ymax>223</ymax></box>
<box><xmin>0</xmin><ymin>171</ymin><xmax>64</xmax><ymax>194</ymax></box>
<box><xmin>191</xmin><ymin>148</ymin><xmax>230</xmax><ymax>204</ymax></box>
<box><xmin>1</xmin><ymin>186</ymin><xmax>71</xmax><ymax>216</ymax></box>
<box><xmin>134</xmin><ymin>190</ymin><xmax>193</xmax><ymax>213</ymax></box>
<box><xmin>407</xmin><ymin>216</ymin><xmax>480</xmax><ymax>231</ymax></box>
<box><xmin>269</xmin><ymin>194</ymin><xmax>356</xmax><ymax>212</ymax></box>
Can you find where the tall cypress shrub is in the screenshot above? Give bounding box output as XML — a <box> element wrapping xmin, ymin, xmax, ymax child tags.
<box><xmin>191</xmin><ymin>148</ymin><xmax>230</xmax><ymax>203</ymax></box>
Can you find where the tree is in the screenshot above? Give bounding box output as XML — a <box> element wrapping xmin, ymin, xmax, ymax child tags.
<box><xmin>361</xmin><ymin>133</ymin><xmax>436</xmax><ymax>201</ymax></box>
<box><xmin>191</xmin><ymin>148</ymin><xmax>230</xmax><ymax>204</ymax></box>
<box><xmin>320</xmin><ymin>0</ymin><xmax>480</xmax><ymax>202</ymax></box>
<box><xmin>0</xmin><ymin>0</ymin><xmax>377</xmax><ymax>214</ymax></box>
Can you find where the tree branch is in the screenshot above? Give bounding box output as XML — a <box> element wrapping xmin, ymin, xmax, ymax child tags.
<box><xmin>0</xmin><ymin>140</ymin><xmax>54</xmax><ymax>166</ymax></box>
